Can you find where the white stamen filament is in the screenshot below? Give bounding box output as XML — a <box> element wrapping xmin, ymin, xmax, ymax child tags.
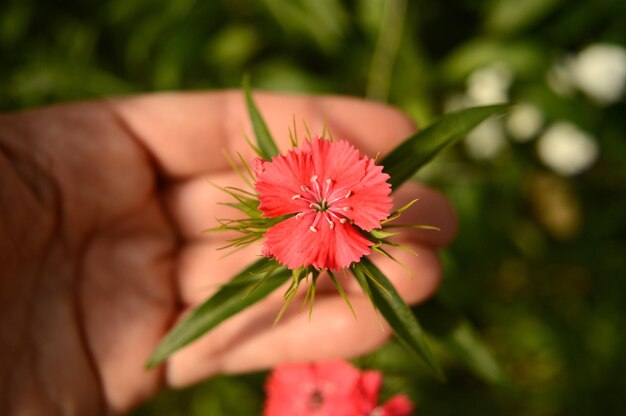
<box><xmin>323</xmin><ymin>212</ymin><xmax>334</xmax><ymax>228</ymax></box>
<box><xmin>293</xmin><ymin>173</ymin><xmax>353</xmax><ymax>233</ymax></box>
<box><xmin>309</xmin><ymin>212</ymin><xmax>321</xmax><ymax>233</ymax></box>
<box><xmin>327</xmin><ymin>210</ymin><xmax>343</xmax><ymax>221</ymax></box>
<box><xmin>325</xmin><ymin>178</ymin><xmax>332</xmax><ymax>195</ymax></box>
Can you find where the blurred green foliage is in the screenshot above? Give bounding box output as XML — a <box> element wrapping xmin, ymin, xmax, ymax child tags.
<box><xmin>3</xmin><ymin>0</ymin><xmax>625</xmax><ymax>414</ymax></box>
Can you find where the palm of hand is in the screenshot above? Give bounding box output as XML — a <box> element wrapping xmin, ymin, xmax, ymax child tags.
<box><xmin>0</xmin><ymin>93</ymin><xmax>454</xmax><ymax>414</ymax></box>
<box><xmin>1</xmin><ymin>101</ymin><xmax>178</xmax><ymax>413</ymax></box>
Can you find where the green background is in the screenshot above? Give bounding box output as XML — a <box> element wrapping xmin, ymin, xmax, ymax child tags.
<box><xmin>3</xmin><ymin>0</ymin><xmax>625</xmax><ymax>414</ymax></box>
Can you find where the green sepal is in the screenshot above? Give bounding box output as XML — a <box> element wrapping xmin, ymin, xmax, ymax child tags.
<box><xmin>328</xmin><ymin>271</ymin><xmax>356</xmax><ymax>319</ymax></box>
<box><xmin>147</xmin><ymin>257</ymin><xmax>289</xmax><ymax>368</ymax></box>
<box><xmin>382</xmin><ymin>104</ymin><xmax>511</xmax><ymax>190</ymax></box>
<box><xmin>352</xmin><ymin>257</ymin><xmax>444</xmax><ymax>380</ymax></box>
<box><xmin>370</xmin><ymin>229</ymin><xmax>401</xmax><ymax>240</ymax></box>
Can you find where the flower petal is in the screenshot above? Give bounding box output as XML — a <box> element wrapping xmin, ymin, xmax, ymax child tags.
<box><xmin>255</xmin><ymin>149</ymin><xmax>315</xmax><ymax>217</ymax></box>
<box><xmin>314</xmin><ymin>360</ymin><xmax>363</xmax><ymax>397</ymax></box>
<box><xmin>264</xmin><ymin>360</ymin><xmax>368</xmax><ymax>416</ymax></box>
<box><xmin>359</xmin><ymin>370</ymin><xmax>383</xmax><ymax>405</ymax></box>
<box><xmin>264</xmin><ymin>362</ymin><xmax>315</xmax><ymax>416</ymax></box>
<box><xmin>263</xmin><ymin>215</ymin><xmax>373</xmax><ymax>271</ymax></box>
<box><xmin>380</xmin><ymin>394</ymin><xmax>414</xmax><ymax>416</ymax></box>
<box><xmin>343</xmin><ymin>159</ymin><xmax>392</xmax><ymax>231</ymax></box>
<box><xmin>304</xmin><ymin>139</ymin><xmax>367</xmax><ymax>191</ymax></box>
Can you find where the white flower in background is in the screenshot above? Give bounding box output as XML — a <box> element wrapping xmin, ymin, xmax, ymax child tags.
<box><xmin>569</xmin><ymin>43</ymin><xmax>626</xmax><ymax>105</ymax></box>
<box><xmin>537</xmin><ymin>122</ymin><xmax>599</xmax><ymax>176</ymax></box>
<box><xmin>465</xmin><ymin>118</ymin><xmax>507</xmax><ymax>160</ymax></box>
<box><xmin>463</xmin><ymin>64</ymin><xmax>512</xmax><ymax>160</ymax></box>
<box><xmin>466</xmin><ymin>63</ymin><xmax>514</xmax><ymax>105</ymax></box>
<box><xmin>506</xmin><ymin>103</ymin><xmax>545</xmax><ymax>142</ymax></box>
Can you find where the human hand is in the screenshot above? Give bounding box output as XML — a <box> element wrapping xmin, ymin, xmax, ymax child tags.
<box><xmin>0</xmin><ymin>92</ymin><xmax>456</xmax><ymax>414</ymax></box>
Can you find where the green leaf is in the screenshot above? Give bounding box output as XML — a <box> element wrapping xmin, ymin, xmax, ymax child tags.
<box><xmin>445</xmin><ymin>320</ymin><xmax>509</xmax><ymax>386</ymax></box>
<box><xmin>417</xmin><ymin>299</ymin><xmax>508</xmax><ymax>386</ymax></box>
<box><xmin>243</xmin><ymin>75</ymin><xmax>280</xmax><ymax>160</ymax></box>
<box><xmin>485</xmin><ymin>0</ymin><xmax>564</xmax><ymax>35</ymax></box>
<box><xmin>381</xmin><ymin>104</ymin><xmax>510</xmax><ymax>190</ymax></box>
<box><xmin>147</xmin><ymin>258</ymin><xmax>290</xmax><ymax>368</ymax></box>
<box><xmin>353</xmin><ymin>257</ymin><xmax>443</xmax><ymax>379</ymax></box>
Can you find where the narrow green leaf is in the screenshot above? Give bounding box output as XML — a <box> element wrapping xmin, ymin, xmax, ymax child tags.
<box><xmin>445</xmin><ymin>320</ymin><xmax>509</xmax><ymax>386</ymax></box>
<box><xmin>417</xmin><ymin>299</ymin><xmax>509</xmax><ymax>386</ymax></box>
<box><xmin>382</xmin><ymin>104</ymin><xmax>510</xmax><ymax>190</ymax></box>
<box><xmin>147</xmin><ymin>258</ymin><xmax>290</xmax><ymax>368</ymax></box>
<box><xmin>353</xmin><ymin>257</ymin><xmax>443</xmax><ymax>379</ymax></box>
<box><xmin>242</xmin><ymin>75</ymin><xmax>279</xmax><ymax>160</ymax></box>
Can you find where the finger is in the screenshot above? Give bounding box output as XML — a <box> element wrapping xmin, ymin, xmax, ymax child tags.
<box><xmin>345</xmin><ymin>240</ymin><xmax>442</xmax><ymax>305</ymax></box>
<box><xmin>173</xmin><ymin>235</ymin><xmax>441</xmax><ymax>381</ymax></box>
<box><xmin>166</xmin><ymin>294</ymin><xmax>388</xmax><ymax>387</ymax></box>
<box><xmin>177</xmin><ymin>240</ymin><xmax>263</xmax><ymax>305</ymax></box>
<box><xmin>111</xmin><ymin>91</ymin><xmax>415</xmax><ymax>179</ymax></box>
<box><xmin>391</xmin><ymin>182</ymin><xmax>458</xmax><ymax>248</ymax></box>
<box><xmin>207</xmin><ymin>243</ymin><xmax>441</xmax><ymax>380</ymax></box>
<box><xmin>164</xmin><ymin>171</ymin><xmax>250</xmax><ymax>240</ymax></box>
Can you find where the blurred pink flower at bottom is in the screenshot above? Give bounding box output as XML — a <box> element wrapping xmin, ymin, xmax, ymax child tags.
<box><xmin>374</xmin><ymin>395</ymin><xmax>414</xmax><ymax>416</ymax></box>
<box><xmin>264</xmin><ymin>359</ymin><xmax>413</xmax><ymax>416</ymax></box>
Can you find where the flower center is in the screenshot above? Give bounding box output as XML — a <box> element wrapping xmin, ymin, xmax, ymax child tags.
<box><xmin>291</xmin><ymin>175</ymin><xmax>352</xmax><ymax>232</ymax></box>
<box><xmin>308</xmin><ymin>389</ymin><xmax>324</xmax><ymax>410</ymax></box>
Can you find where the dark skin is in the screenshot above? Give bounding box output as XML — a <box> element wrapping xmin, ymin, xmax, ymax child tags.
<box><xmin>0</xmin><ymin>92</ymin><xmax>456</xmax><ymax>415</ymax></box>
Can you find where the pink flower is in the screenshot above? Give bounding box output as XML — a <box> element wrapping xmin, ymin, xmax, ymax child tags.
<box><xmin>264</xmin><ymin>360</ymin><xmax>367</xmax><ymax>416</ymax></box>
<box><xmin>264</xmin><ymin>360</ymin><xmax>414</xmax><ymax>416</ymax></box>
<box><xmin>356</xmin><ymin>371</ymin><xmax>413</xmax><ymax>416</ymax></box>
<box><xmin>255</xmin><ymin>137</ymin><xmax>392</xmax><ymax>271</ymax></box>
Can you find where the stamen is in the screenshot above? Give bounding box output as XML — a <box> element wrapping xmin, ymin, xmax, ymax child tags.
<box><xmin>343</xmin><ymin>206</ymin><xmax>350</xmax><ymax>211</ymax></box>
<box><xmin>310</xmin><ymin>176</ymin><xmax>322</xmax><ymax>200</ymax></box>
<box><xmin>327</xmin><ymin>188</ymin><xmax>353</xmax><ymax>205</ymax></box>
<box><xmin>323</xmin><ymin>212</ymin><xmax>334</xmax><ymax>228</ymax></box>
<box><xmin>340</xmin><ymin>218</ymin><xmax>347</xmax><ymax>223</ymax></box>
<box><xmin>325</xmin><ymin>178</ymin><xmax>332</xmax><ymax>196</ymax></box>
<box><xmin>292</xmin><ymin>194</ymin><xmax>301</xmax><ymax>200</ymax></box>
<box><xmin>301</xmin><ymin>185</ymin><xmax>309</xmax><ymax>192</ymax></box>
<box><xmin>327</xmin><ymin>210</ymin><xmax>343</xmax><ymax>221</ymax></box>
<box><xmin>309</xmin><ymin>212</ymin><xmax>321</xmax><ymax>233</ymax></box>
